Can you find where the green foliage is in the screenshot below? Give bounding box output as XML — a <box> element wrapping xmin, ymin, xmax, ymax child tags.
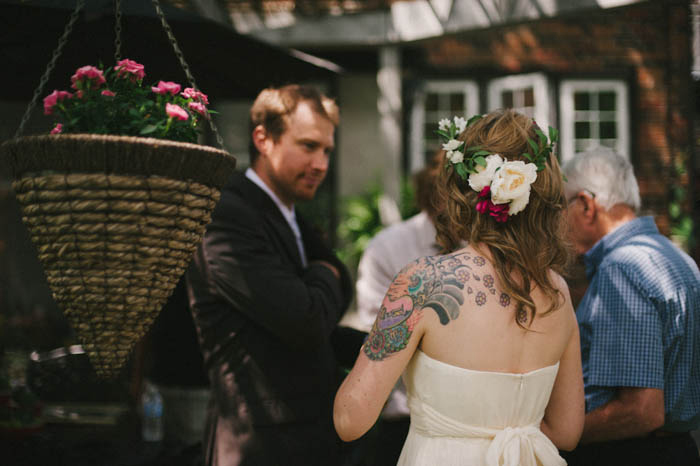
<box><xmin>668</xmin><ymin>152</ymin><xmax>695</xmax><ymax>252</ymax></box>
<box><xmin>336</xmin><ymin>178</ymin><xmax>418</xmax><ymax>273</ymax></box>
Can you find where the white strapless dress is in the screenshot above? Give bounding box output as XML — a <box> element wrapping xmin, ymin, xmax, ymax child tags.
<box><xmin>398</xmin><ymin>350</ymin><xmax>566</xmax><ymax>466</ymax></box>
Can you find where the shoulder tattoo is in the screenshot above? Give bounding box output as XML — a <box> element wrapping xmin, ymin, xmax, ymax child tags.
<box><xmin>363</xmin><ymin>252</ymin><xmax>512</xmax><ymax>361</ymax></box>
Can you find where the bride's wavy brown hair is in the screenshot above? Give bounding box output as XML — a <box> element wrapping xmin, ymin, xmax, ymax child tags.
<box><xmin>433</xmin><ymin>109</ymin><xmax>571</xmax><ymax>327</ymax></box>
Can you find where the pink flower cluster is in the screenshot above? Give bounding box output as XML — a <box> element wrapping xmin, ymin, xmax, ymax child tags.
<box><xmin>42</xmin><ymin>59</ymin><xmax>210</xmax><ymax>142</ymax></box>
<box><xmin>475</xmin><ymin>186</ymin><xmax>509</xmax><ymax>223</ymax></box>
<box><xmin>155</xmin><ymin>83</ymin><xmax>210</xmax><ymax>120</ymax></box>
<box><xmin>43</xmin><ymin>90</ymin><xmax>73</xmax><ymax>115</ymax></box>
<box><xmin>181</xmin><ymin>87</ymin><xmax>209</xmax><ymax>105</ymax></box>
<box><xmin>152</xmin><ymin>81</ymin><xmax>181</xmax><ymax>96</ymax></box>
<box><xmin>182</xmin><ymin>87</ymin><xmax>209</xmax><ymax>119</ymax></box>
<box><xmin>114</xmin><ymin>59</ymin><xmax>145</xmax><ymax>81</ymax></box>
<box><xmin>165</xmin><ymin>103</ymin><xmax>189</xmax><ymax>121</ymax></box>
<box><xmin>70</xmin><ymin>65</ymin><xmax>106</xmax><ymax>91</ymax></box>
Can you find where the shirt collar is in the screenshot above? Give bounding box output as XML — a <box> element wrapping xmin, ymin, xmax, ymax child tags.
<box><xmin>583</xmin><ymin>216</ymin><xmax>659</xmax><ymax>279</ymax></box>
<box><xmin>245</xmin><ymin>167</ymin><xmax>297</xmax><ymax>223</ymax></box>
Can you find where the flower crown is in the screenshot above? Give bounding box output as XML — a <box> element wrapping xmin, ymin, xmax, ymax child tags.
<box><xmin>437</xmin><ymin>115</ymin><xmax>558</xmax><ymax>222</ymax></box>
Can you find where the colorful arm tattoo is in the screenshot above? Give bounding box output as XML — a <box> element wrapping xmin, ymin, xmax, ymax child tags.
<box><xmin>363</xmin><ymin>251</ymin><xmax>512</xmax><ymax>361</ymax></box>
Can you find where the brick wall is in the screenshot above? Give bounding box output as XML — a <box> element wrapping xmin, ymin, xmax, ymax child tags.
<box><xmin>409</xmin><ymin>0</ymin><xmax>694</xmax><ymax>242</ymax></box>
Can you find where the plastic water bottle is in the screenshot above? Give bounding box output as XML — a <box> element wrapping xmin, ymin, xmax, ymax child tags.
<box><xmin>141</xmin><ymin>381</ymin><xmax>164</xmax><ymax>442</ymax></box>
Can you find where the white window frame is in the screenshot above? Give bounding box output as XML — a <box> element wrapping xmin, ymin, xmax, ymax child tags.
<box><xmin>559</xmin><ymin>79</ymin><xmax>629</xmax><ymax>164</ymax></box>
<box><xmin>410</xmin><ymin>80</ymin><xmax>479</xmax><ymax>173</ymax></box>
<box><xmin>487</xmin><ymin>72</ymin><xmax>550</xmax><ymax>131</ymax></box>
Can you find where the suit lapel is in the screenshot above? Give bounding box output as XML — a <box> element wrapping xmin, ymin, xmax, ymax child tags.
<box><xmin>230</xmin><ymin>172</ymin><xmax>305</xmax><ymax>269</ymax></box>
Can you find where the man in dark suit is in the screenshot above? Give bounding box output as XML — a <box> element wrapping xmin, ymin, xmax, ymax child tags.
<box><xmin>186</xmin><ymin>84</ymin><xmax>354</xmax><ymax>465</ymax></box>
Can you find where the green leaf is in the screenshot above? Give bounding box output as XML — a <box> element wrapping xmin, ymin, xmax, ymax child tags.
<box><xmin>436</xmin><ymin>129</ymin><xmax>451</xmax><ymax>139</ymax></box>
<box><xmin>467</xmin><ymin>115</ymin><xmax>482</xmax><ymax>127</ymax></box>
<box><xmin>466</xmin><ymin>145</ymin><xmax>482</xmax><ymax>152</ymax></box>
<box><xmin>669</xmin><ymin>203</ymin><xmax>681</xmax><ymax>219</ymax></box>
<box><xmin>455</xmin><ymin>163</ymin><xmax>469</xmax><ymax>180</ymax></box>
<box><xmin>474</xmin><ymin>156</ymin><xmax>487</xmax><ymax>167</ymax></box>
<box><xmin>140</xmin><ymin>124</ymin><xmax>159</xmax><ymax>135</ymax></box>
<box><xmin>449</xmin><ymin>124</ymin><xmax>458</xmax><ymax>138</ymax></box>
<box><xmin>549</xmin><ymin>126</ymin><xmax>559</xmax><ymax>143</ymax></box>
<box><xmin>562</xmin><ymin>174</ymin><xmax>568</xmax><ymax>182</ymax></box>
<box><xmin>522</xmin><ymin>152</ymin><xmax>533</xmax><ymax>161</ymax></box>
<box><xmin>473</xmin><ymin>150</ymin><xmax>491</xmax><ymax>157</ymax></box>
<box><xmin>528</xmin><ymin>138</ymin><xmax>539</xmax><ymax>153</ymax></box>
<box><xmin>535</xmin><ymin>128</ymin><xmax>547</xmax><ymax>143</ymax></box>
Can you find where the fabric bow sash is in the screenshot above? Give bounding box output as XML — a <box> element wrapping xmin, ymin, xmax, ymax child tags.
<box><xmin>409</xmin><ymin>396</ymin><xmax>566</xmax><ymax>466</ymax></box>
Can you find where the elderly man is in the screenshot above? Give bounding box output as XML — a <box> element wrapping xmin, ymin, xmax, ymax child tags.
<box><xmin>561</xmin><ymin>147</ymin><xmax>700</xmax><ymax>465</ymax></box>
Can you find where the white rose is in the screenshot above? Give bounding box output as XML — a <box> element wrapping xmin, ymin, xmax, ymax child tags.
<box><xmin>454</xmin><ymin>116</ymin><xmax>467</xmax><ymax>134</ymax></box>
<box><xmin>442</xmin><ymin>138</ymin><xmax>462</xmax><ymax>152</ymax></box>
<box><xmin>490</xmin><ymin>161</ymin><xmax>538</xmax><ymax>214</ymax></box>
<box><xmin>448</xmin><ymin>150</ymin><xmax>464</xmax><ymax>164</ymax></box>
<box><xmin>507</xmin><ymin>192</ymin><xmax>531</xmax><ymax>215</ymax></box>
<box><xmin>468</xmin><ymin>154</ymin><xmax>503</xmax><ymax>192</ymax></box>
<box><xmin>438</xmin><ymin>118</ymin><xmax>451</xmax><ymax>132</ymax></box>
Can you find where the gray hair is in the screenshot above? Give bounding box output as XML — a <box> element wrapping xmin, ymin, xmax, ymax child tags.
<box><xmin>562</xmin><ymin>147</ymin><xmax>641</xmax><ymax>212</ymax></box>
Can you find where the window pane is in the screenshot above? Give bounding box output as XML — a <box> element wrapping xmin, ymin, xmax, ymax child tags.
<box><xmin>575</xmin><ymin>139</ymin><xmax>594</xmax><ymax>152</ymax></box>
<box><xmin>574</xmin><ymin>92</ymin><xmax>590</xmax><ymax>110</ymax></box>
<box><xmin>524</xmin><ymin>88</ymin><xmax>535</xmax><ymax>107</ymax></box>
<box><xmin>599</xmin><ymin>92</ymin><xmax>616</xmax><ymax>111</ymax></box>
<box><xmin>502</xmin><ymin>90</ymin><xmax>513</xmax><ymax>108</ymax></box>
<box><xmin>450</xmin><ymin>93</ymin><xmax>464</xmax><ymax>112</ymax></box>
<box><xmin>575</xmin><ymin>121</ymin><xmax>590</xmax><ymax>139</ymax></box>
<box><xmin>599</xmin><ymin>121</ymin><xmax>617</xmax><ymax>139</ymax></box>
<box><xmin>426</xmin><ymin>93</ymin><xmax>438</xmax><ymax>111</ymax></box>
<box><xmin>424</xmin><ymin>122</ymin><xmax>436</xmax><ymax>136</ymax></box>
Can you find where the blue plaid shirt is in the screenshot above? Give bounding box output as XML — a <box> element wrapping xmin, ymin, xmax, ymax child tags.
<box><xmin>577</xmin><ymin>216</ymin><xmax>700</xmax><ymax>431</ymax></box>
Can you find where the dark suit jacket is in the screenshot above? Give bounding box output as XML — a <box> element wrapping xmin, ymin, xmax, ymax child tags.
<box><xmin>186</xmin><ymin>171</ymin><xmax>354</xmax><ymax>466</ymax></box>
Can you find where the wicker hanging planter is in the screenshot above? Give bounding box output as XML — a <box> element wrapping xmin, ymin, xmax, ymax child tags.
<box><xmin>2</xmin><ymin>0</ymin><xmax>240</xmax><ymax>378</ymax></box>
<box><xmin>1</xmin><ymin>134</ymin><xmax>236</xmax><ymax>378</ymax></box>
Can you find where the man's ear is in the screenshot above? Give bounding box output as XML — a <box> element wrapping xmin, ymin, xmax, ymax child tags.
<box><xmin>580</xmin><ymin>192</ymin><xmax>597</xmax><ymax>222</ymax></box>
<box><xmin>252</xmin><ymin>125</ymin><xmax>271</xmax><ymax>156</ymax></box>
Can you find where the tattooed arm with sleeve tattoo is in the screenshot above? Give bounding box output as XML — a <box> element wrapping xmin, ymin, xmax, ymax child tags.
<box><xmin>334</xmin><ymin>253</ymin><xmax>467</xmax><ymax>441</ymax></box>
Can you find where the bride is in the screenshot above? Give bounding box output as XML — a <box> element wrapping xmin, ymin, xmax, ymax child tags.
<box><xmin>334</xmin><ymin>109</ymin><xmax>584</xmax><ymax>465</ymax></box>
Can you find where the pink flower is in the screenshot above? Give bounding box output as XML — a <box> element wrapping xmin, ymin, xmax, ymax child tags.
<box><xmin>43</xmin><ymin>90</ymin><xmax>73</xmax><ymax>115</ymax></box>
<box><xmin>476</xmin><ymin>199</ymin><xmax>489</xmax><ymax>214</ymax></box>
<box><xmin>489</xmin><ymin>203</ymin><xmax>509</xmax><ymax>223</ymax></box>
<box><xmin>152</xmin><ymin>81</ymin><xmax>181</xmax><ymax>96</ymax></box>
<box><xmin>188</xmin><ymin>101</ymin><xmax>208</xmax><ymax>118</ymax></box>
<box><xmin>101</xmin><ymin>89</ymin><xmax>115</xmax><ymax>97</ymax></box>
<box><xmin>70</xmin><ymin>65</ymin><xmax>106</xmax><ymax>90</ymax></box>
<box><xmin>474</xmin><ymin>185</ymin><xmax>509</xmax><ymax>222</ymax></box>
<box><xmin>50</xmin><ymin>123</ymin><xmax>63</xmax><ymax>134</ymax></box>
<box><xmin>166</xmin><ymin>103</ymin><xmax>189</xmax><ymax>121</ymax></box>
<box><xmin>114</xmin><ymin>59</ymin><xmax>145</xmax><ymax>81</ymax></box>
<box><xmin>181</xmin><ymin>87</ymin><xmax>209</xmax><ymax>105</ymax></box>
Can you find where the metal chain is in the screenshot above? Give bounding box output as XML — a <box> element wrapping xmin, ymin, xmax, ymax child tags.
<box><xmin>114</xmin><ymin>0</ymin><xmax>123</xmax><ymax>62</ymax></box>
<box><xmin>14</xmin><ymin>0</ymin><xmax>86</xmax><ymax>139</ymax></box>
<box><xmin>151</xmin><ymin>0</ymin><xmax>227</xmax><ymax>151</ymax></box>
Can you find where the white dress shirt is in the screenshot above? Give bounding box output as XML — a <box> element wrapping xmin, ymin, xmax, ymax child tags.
<box><xmin>245</xmin><ymin>168</ymin><xmax>307</xmax><ymax>267</ymax></box>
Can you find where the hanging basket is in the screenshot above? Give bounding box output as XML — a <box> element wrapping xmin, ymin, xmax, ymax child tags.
<box><xmin>1</xmin><ymin>134</ymin><xmax>236</xmax><ymax>378</ymax></box>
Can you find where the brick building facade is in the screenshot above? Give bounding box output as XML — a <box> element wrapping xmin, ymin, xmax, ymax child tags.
<box><xmin>401</xmin><ymin>0</ymin><xmax>694</xmax><ymax>245</ymax></box>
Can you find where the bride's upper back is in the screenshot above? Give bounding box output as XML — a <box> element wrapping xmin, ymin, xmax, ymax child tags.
<box><xmin>417</xmin><ymin>245</ymin><xmax>575</xmax><ymax>375</ymax></box>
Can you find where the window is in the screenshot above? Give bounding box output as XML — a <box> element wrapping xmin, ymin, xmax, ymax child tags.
<box><xmin>410</xmin><ymin>81</ymin><xmax>479</xmax><ymax>172</ymax></box>
<box><xmin>559</xmin><ymin>80</ymin><xmax>629</xmax><ymax>163</ymax></box>
<box><xmin>487</xmin><ymin>73</ymin><xmax>550</xmax><ymax>131</ymax></box>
